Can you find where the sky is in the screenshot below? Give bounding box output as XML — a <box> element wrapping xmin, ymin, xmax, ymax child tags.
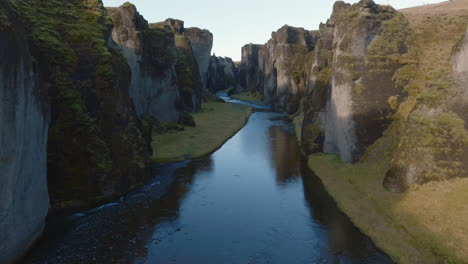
<box><xmin>102</xmin><ymin>0</ymin><xmax>445</xmax><ymax>61</ymax></box>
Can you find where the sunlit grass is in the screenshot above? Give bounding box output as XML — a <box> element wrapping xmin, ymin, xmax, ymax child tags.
<box><xmin>308</xmin><ymin>154</ymin><xmax>468</xmax><ymax>264</ymax></box>
<box><xmin>151</xmin><ymin>102</ymin><xmax>251</xmax><ymax>163</ymax></box>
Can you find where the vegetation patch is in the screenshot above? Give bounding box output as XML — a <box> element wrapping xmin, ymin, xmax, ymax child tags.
<box><xmin>308</xmin><ymin>153</ymin><xmax>468</xmax><ymax>264</ymax></box>
<box><xmin>151</xmin><ymin>102</ymin><xmax>251</xmax><ymax>163</ymax></box>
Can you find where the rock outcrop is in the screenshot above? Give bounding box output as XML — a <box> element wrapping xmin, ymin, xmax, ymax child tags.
<box><xmin>383</xmin><ymin>18</ymin><xmax>468</xmax><ymax>192</ymax></box>
<box><xmin>264</xmin><ymin>26</ymin><xmax>317</xmax><ymax>112</ymax></box>
<box><xmin>239</xmin><ymin>26</ymin><xmax>317</xmax><ymax>112</ymax></box>
<box><xmin>0</xmin><ymin>2</ymin><xmax>49</xmax><ymax>262</ymax></box>
<box><xmin>108</xmin><ymin>4</ymin><xmax>182</xmax><ymax>123</ymax></box>
<box><xmin>240</xmin><ymin>44</ymin><xmax>266</xmax><ymax>94</ymax></box>
<box><xmin>184</xmin><ymin>27</ymin><xmax>214</xmax><ymax>90</ymax></box>
<box><xmin>207</xmin><ymin>56</ymin><xmax>240</xmax><ymax>92</ymax></box>
<box><xmin>301</xmin><ymin>1</ymin><xmax>408</xmax><ymax>163</ymax></box>
<box><xmin>151</xmin><ymin>19</ymin><xmax>203</xmax><ymax>113</ymax></box>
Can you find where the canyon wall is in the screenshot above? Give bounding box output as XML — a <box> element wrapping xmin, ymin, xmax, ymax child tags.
<box><xmin>0</xmin><ymin>3</ymin><xmax>49</xmax><ymax>262</ymax></box>
<box><xmin>240</xmin><ymin>44</ymin><xmax>265</xmax><ymax>94</ymax></box>
<box><xmin>151</xmin><ymin>19</ymin><xmax>203</xmax><ymax>113</ymax></box>
<box><xmin>1</xmin><ymin>1</ymin><xmax>217</xmax><ymax>262</ymax></box>
<box><xmin>207</xmin><ymin>56</ymin><xmax>240</xmax><ymax>92</ymax></box>
<box><xmin>184</xmin><ymin>27</ymin><xmax>213</xmax><ymax>90</ymax></box>
<box><xmin>301</xmin><ymin>1</ymin><xmax>408</xmax><ymax>163</ymax></box>
<box><xmin>5</xmin><ymin>0</ymin><xmax>151</xmax><ymax>212</ymax></box>
<box><xmin>383</xmin><ymin>19</ymin><xmax>468</xmax><ymax>191</ymax></box>
<box><xmin>240</xmin><ymin>26</ymin><xmax>317</xmax><ymax>112</ymax></box>
<box><xmin>108</xmin><ymin>4</ymin><xmax>182</xmax><ymax>123</ymax></box>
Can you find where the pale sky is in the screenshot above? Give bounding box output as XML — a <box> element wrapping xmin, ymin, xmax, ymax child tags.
<box><xmin>103</xmin><ymin>0</ymin><xmax>445</xmax><ymax>61</ymax></box>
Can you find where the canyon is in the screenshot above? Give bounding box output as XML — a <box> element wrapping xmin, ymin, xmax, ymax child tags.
<box><xmin>1</xmin><ymin>0</ymin><xmax>467</xmax><ymax>263</ymax></box>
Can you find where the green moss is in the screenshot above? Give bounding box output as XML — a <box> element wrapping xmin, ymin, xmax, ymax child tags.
<box><xmin>303</xmin><ymin>124</ymin><xmax>322</xmax><ymax>150</ymax></box>
<box><xmin>0</xmin><ymin>4</ymin><xmax>12</xmax><ymax>31</ymax></box>
<box><xmin>369</xmin><ymin>13</ymin><xmax>411</xmax><ymax>56</ymax></box>
<box><xmin>12</xmin><ymin>0</ymin><xmax>149</xmax><ymax>207</ymax></box>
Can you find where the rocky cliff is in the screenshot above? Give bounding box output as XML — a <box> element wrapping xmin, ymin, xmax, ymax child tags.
<box><xmin>151</xmin><ymin>19</ymin><xmax>203</xmax><ymax>113</ymax></box>
<box><xmin>382</xmin><ymin>2</ymin><xmax>468</xmax><ymax>192</ymax></box>
<box><xmin>108</xmin><ymin>3</ymin><xmax>182</xmax><ymax>123</ymax></box>
<box><xmin>0</xmin><ymin>2</ymin><xmax>49</xmax><ymax>262</ymax></box>
<box><xmin>1</xmin><ymin>0</ymin><xmax>151</xmax><ymax>213</ymax></box>
<box><xmin>240</xmin><ymin>26</ymin><xmax>317</xmax><ymax>112</ymax></box>
<box><xmin>240</xmin><ymin>44</ymin><xmax>266</xmax><ymax>94</ymax></box>
<box><xmin>301</xmin><ymin>1</ymin><xmax>408</xmax><ymax>163</ymax></box>
<box><xmin>207</xmin><ymin>56</ymin><xmax>240</xmax><ymax>92</ymax></box>
<box><xmin>184</xmin><ymin>27</ymin><xmax>213</xmax><ymax>90</ymax></box>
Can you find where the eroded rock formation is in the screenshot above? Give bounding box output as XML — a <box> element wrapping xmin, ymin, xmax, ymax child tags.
<box><xmin>108</xmin><ymin>3</ymin><xmax>182</xmax><ymax>123</ymax></box>
<box><xmin>240</xmin><ymin>26</ymin><xmax>317</xmax><ymax>112</ymax></box>
<box><xmin>301</xmin><ymin>1</ymin><xmax>408</xmax><ymax>163</ymax></box>
<box><xmin>240</xmin><ymin>44</ymin><xmax>266</xmax><ymax>94</ymax></box>
<box><xmin>151</xmin><ymin>19</ymin><xmax>203</xmax><ymax>113</ymax></box>
<box><xmin>185</xmin><ymin>27</ymin><xmax>214</xmax><ymax>90</ymax></box>
<box><xmin>207</xmin><ymin>56</ymin><xmax>240</xmax><ymax>92</ymax></box>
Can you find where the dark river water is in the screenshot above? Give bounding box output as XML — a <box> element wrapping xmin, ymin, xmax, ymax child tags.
<box><xmin>25</xmin><ymin>99</ymin><xmax>392</xmax><ymax>264</ymax></box>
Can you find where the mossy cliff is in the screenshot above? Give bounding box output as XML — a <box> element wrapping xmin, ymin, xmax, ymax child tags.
<box><xmin>239</xmin><ymin>44</ymin><xmax>266</xmax><ymax>94</ymax></box>
<box><xmin>239</xmin><ymin>26</ymin><xmax>318</xmax><ymax>112</ymax></box>
<box><xmin>9</xmin><ymin>0</ymin><xmax>151</xmax><ymax>210</ymax></box>
<box><xmin>383</xmin><ymin>1</ymin><xmax>468</xmax><ymax>192</ymax></box>
<box><xmin>302</xmin><ymin>0</ymin><xmax>409</xmax><ymax>163</ymax></box>
<box><xmin>184</xmin><ymin>27</ymin><xmax>214</xmax><ymax>90</ymax></box>
<box><xmin>294</xmin><ymin>0</ymin><xmax>468</xmax><ymax>262</ymax></box>
<box><xmin>207</xmin><ymin>55</ymin><xmax>241</xmax><ymax>92</ymax></box>
<box><xmin>108</xmin><ymin>3</ymin><xmax>182</xmax><ymax>123</ymax></box>
<box><xmin>151</xmin><ymin>19</ymin><xmax>203</xmax><ymax>113</ymax></box>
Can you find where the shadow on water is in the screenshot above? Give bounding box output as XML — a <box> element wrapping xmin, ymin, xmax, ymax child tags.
<box><xmin>24</xmin><ymin>106</ymin><xmax>392</xmax><ymax>264</ymax></box>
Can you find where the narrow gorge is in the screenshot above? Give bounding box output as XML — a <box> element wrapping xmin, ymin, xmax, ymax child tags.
<box><xmin>1</xmin><ymin>0</ymin><xmax>467</xmax><ymax>263</ymax></box>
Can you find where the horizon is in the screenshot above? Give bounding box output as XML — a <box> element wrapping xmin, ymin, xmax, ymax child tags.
<box><xmin>103</xmin><ymin>0</ymin><xmax>446</xmax><ymax>61</ymax></box>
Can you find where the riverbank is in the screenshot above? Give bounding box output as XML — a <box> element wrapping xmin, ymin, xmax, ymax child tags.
<box><xmin>151</xmin><ymin>101</ymin><xmax>251</xmax><ymax>163</ymax></box>
<box><xmin>307</xmin><ymin>154</ymin><xmax>468</xmax><ymax>264</ymax></box>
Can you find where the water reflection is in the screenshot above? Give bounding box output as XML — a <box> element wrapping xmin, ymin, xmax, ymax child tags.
<box><xmin>25</xmin><ymin>111</ymin><xmax>392</xmax><ymax>264</ymax></box>
<box><xmin>269</xmin><ymin>124</ymin><xmax>301</xmax><ymax>186</ymax></box>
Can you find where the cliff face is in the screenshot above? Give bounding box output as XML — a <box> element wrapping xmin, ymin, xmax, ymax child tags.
<box><xmin>302</xmin><ymin>1</ymin><xmax>408</xmax><ymax>163</ymax></box>
<box><xmin>266</xmin><ymin>26</ymin><xmax>317</xmax><ymax>112</ymax></box>
<box><xmin>382</xmin><ymin>4</ymin><xmax>468</xmax><ymax>192</ymax></box>
<box><xmin>151</xmin><ymin>19</ymin><xmax>203</xmax><ymax>113</ymax></box>
<box><xmin>240</xmin><ymin>44</ymin><xmax>265</xmax><ymax>94</ymax></box>
<box><xmin>207</xmin><ymin>56</ymin><xmax>240</xmax><ymax>92</ymax></box>
<box><xmin>11</xmin><ymin>0</ymin><xmax>151</xmax><ymax>210</ymax></box>
<box><xmin>240</xmin><ymin>26</ymin><xmax>317</xmax><ymax>112</ymax></box>
<box><xmin>184</xmin><ymin>27</ymin><xmax>214</xmax><ymax>90</ymax></box>
<box><xmin>0</xmin><ymin>3</ymin><xmax>49</xmax><ymax>262</ymax></box>
<box><xmin>108</xmin><ymin>4</ymin><xmax>181</xmax><ymax>123</ymax></box>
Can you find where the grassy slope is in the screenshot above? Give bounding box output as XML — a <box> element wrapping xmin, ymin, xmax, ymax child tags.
<box><xmin>306</xmin><ymin>1</ymin><xmax>468</xmax><ymax>263</ymax></box>
<box><xmin>151</xmin><ymin>102</ymin><xmax>251</xmax><ymax>163</ymax></box>
<box><xmin>309</xmin><ymin>154</ymin><xmax>468</xmax><ymax>264</ymax></box>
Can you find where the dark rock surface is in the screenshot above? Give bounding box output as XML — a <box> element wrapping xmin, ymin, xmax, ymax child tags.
<box><xmin>0</xmin><ymin>2</ymin><xmax>49</xmax><ymax>263</ymax></box>
<box><xmin>185</xmin><ymin>27</ymin><xmax>214</xmax><ymax>90</ymax></box>
<box><xmin>207</xmin><ymin>56</ymin><xmax>240</xmax><ymax>92</ymax></box>
<box><xmin>108</xmin><ymin>3</ymin><xmax>182</xmax><ymax>123</ymax></box>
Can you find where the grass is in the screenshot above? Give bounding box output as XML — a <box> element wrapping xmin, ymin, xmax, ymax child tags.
<box><xmin>308</xmin><ymin>154</ymin><xmax>468</xmax><ymax>264</ymax></box>
<box><xmin>231</xmin><ymin>91</ymin><xmax>262</xmax><ymax>101</ymax></box>
<box><xmin>151</xmin><ymin>102</ymin><xmax>251</xmax><ymax>163</ymax></box>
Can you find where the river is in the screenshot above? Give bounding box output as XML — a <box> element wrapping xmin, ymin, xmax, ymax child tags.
<box><xmin>25</xmin><ymin>98</ymin><xmax>392</xmax><ymax>264</ymax></box>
